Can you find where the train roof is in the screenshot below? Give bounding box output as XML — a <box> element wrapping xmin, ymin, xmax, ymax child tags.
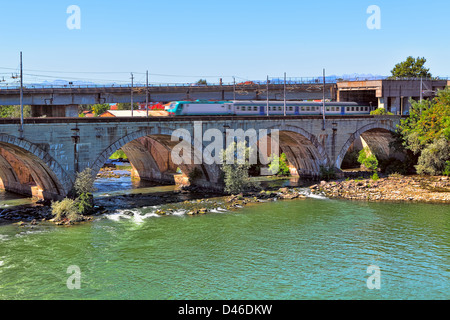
<box><xmin>232</xmin><ymin>100</ymin><xmax>367</xmax><ymax>106</ymax></box>
<box><xmin>170</xmin><ymin>100</ymin><xmax>369</xmax><ymax>106</ymax></box>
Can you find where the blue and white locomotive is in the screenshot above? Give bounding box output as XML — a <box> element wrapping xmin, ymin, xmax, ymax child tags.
<box><xmin>165</xmin><ymin>100</ymin><xmax>373</xmax><ymax>116</ymax></box>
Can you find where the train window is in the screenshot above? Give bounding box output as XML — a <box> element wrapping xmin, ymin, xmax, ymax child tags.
<box><xmin>253</xmin><ymin>107</ymin><xmax>258</xmax><ymax>111</ymax></box>
<box><xmin>306</xmin><ymin>107</ymin><xmax>310</xmax><ymax>111</ymax></box>
<box><xmin>236</xmin><ymin>106</ymin><xmax>240</xmax><ymax>110</ymax></box>
<box><xmin>278</xmin><ymin>106</ymin><xmax>282</xmax><ymax>111</ymax></box>
<box><xmin>301</xmin><ymin>107</ymin><xmax>305</xmax><ymax>111</ymax></box>
<box><xmin>289</xmin><ymin>106</ymin><xmax>293</xmax><ymax>111</ymax></box>
<box><xmin>351</xmin><ymin>107</ymin><xmax>355</xmax><ymax>111</ymax></box>
<box><xmin>326</xmin><ymin>107</ymin><xmax>330</xmax><ymax>112</ymax></box>
<box><xmin>365</xmin><ymin>107</ymin><xmax>369</xmax><ymax>111</ymax></box>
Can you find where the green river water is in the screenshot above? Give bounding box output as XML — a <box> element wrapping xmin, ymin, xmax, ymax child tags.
<box><xmin>0</xmin><ymin>176</ymin><xmax>448</xmax><ymax>300</ymax></box>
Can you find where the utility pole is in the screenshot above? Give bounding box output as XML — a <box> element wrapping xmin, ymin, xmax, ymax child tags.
<box><xmin>19</xmin><ymin>51</ymin><xmax>24</xmax><ymax>139</ymax></box>
<box><xmin>130</xmin><ymin>72</ymin><xmax>134</xmax><ymax>117</ymax></box>
<box><xmin>420</xmin><ymin>77</ymin><xmax>423</xmax><ymax>102</ymax></box>
<box><xmin>266</xmin><ymin>75</ymin><xmax>269</xmax><ymax>116</ymax></box>
<box><xmin>283</xmin><ymin>72</ymin><xmax>287</xmax><ymax>116</ymax></box>
<box><xmin>233</xmin><ymin>76</ymin><xmax>236</xmax><ymax>100</ymax></box>
<box><xmin>322</xmin><ymin>68</ymin><xmax>326</xmax><ymax>131</ymax></box>
<box><xmin>146</xmin><ymin>70</ymin><xmax>149</xmax><ymax>118</ymax></box>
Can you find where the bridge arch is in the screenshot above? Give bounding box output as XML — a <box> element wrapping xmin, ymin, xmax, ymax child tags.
<box><xmin>90</xmin><ymin>127</ymin><xmax>222</xmax><ymax>189</ymax></box>
<box><xmin>0</xmin><ymin>134</ymin><xmax>72</xmax><ymax>200</ymax></box>
<box><xmin>252</xmin><ymin>124</ymin><xmax>328</xmax><ymax>177</ymax></box>
<box><xmin>335</xmin><ymin>122</ymin><xmax>397</xmax><ymax>169</ymax></box>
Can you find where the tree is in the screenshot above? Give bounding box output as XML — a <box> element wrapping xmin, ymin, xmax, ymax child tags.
<box><xmin>220</xmin><ymin>142</ymin><xmax>260</xmax><ymax>194</ymax></box>
<box><xmin>196</xmin><ymin>79</ymin><xmax>207</xmax><ymax>85</ymax></box>
<box><xmin>73</xmin><ymin>168</ymin><xmax>97</xmax><ymax>214</ymax></box>
<box><xmin>389</xmin><ymin>56</ymin><xmax>432</xmax><ymax>79</ymax></box>
<box><xmin>397</xmin><ymin>88</ymin><xmax>450</xmax><ymax>175</ymax></box>
<box><xmin>51</xmin><ymin>198</ymin><xmax>81</xmax><ymax>223</ymax></box>
<box><xmin>92</xmin><ymin>104</ymin><xmax>110</xmax><ymax>116</ymax></box>
<box><xmin>0</xmin><ymin>105</ymin><xmax>31</xmax><ymax>118</ymax></box>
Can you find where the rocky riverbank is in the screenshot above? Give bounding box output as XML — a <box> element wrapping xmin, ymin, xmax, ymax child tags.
<box><xmin>310</xmin><ymin>175</ymin><xmax>450</xmax><ymax>202</ymax></box>
<box><xmin>0</xmin><ymin>186</ymin><xmax>310</xmax><ymax>226</ymax></box>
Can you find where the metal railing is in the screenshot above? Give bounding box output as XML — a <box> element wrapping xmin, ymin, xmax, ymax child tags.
<box><xmin>0</xmin><ymin>76</ymin><xmax>448</xmax><ymax>90</ymax></box>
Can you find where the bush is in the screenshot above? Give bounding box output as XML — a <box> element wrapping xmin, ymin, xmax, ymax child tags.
<box><xmin>443</xmin><ymin>161</ymin><xmax>450</xmax><ymax>177</ymax></box>
<box><xmin>358</xmin><ymin>148</ymin><xmax>378</xmax><ymax>172</ymax></box>
<box><xmin>73</xmin><ymin>168</ymin><xmax>96</xmax><ymax>196</ymax></box>
<box><xmin>76</xmin><ymin>192</ymin><xmax>94</xmax><ymax>215</ymax></box>
<box><xmin>51</xmin><ymin>198</ymin><xmax>81</xmax><ymax>223</ymax></box>
<box><xmin>370</xmin><ymin>108</ymin><xmax>394</xmax><ymax>116</ymax></box>
<box><xmin>389</xmin><ymin>172</ymin><xmax>403</xmax><ymax>179</ymax></box>
<box><xmin>221</xmin><ymin>142</ymin><xmax>260</xmax><ymax>194</ymax></box>
<box><xmin>415</xmin><ymin>137</ymin><xmax>450</xmax><ymax>175</ymax></box>
<box><xmin>371</xmin><ymin>172</ymin><xmax>380</xmax><ymax>181</ymax></box>
<box><xmin>268</xmin><ymin>153</ymin><xmax>290</xmax><ymax>176</ymax></box>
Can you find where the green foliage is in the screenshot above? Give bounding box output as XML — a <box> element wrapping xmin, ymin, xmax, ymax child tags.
<box><xmin>389</xmin><ymin>56</ymin><xmax>432</xmax><ymax>79</ymax></box>
<box><xmin>370</xmin><ymin>108</ymin><xmax>393</xmax><ymax>116</ymax></box>
<box><xmin>92</xmin><ymin>104</ymin><xmax>110</xmax><ymax>116</ymax></box>
<box><xmin>51</xmin><ymin>198</ymin><xmax>81</xmax><ymax>223</ymax></box>
<box><xmin>357</xmin><ymin>148</ymin><xmax>379</xmax><ymax>172</ymax></box>
<box><xmin>0</xmin><ymin>105</ymin><xmax>31</xmax><ymax>118</ymax></box>
<box><xmin>415</xmin><ymin>137</ymin><xmax>450</xmax><ymax>175</ymax></box>
<box><xmin>443</xmin><ymin>161</ymin><xmax>450</xmax><ymax>177</ymax></box>
<box><xmin>268</xmin><ymin>153</ymin><xmax>290</xmax><ymax>176</ymax></box>
<box><xmin>371</xmin><ymin>172</ymin><xmax>379</xmax><ymax>181</ymax></box>
<box><xmin>196</xmin><ymin>79</ymin><xmax>207</xmax><ymax>85</ymax></box>
<box><xmin>399</xmin><ymin>89</ymin><xmax>450</xmax><ymax>150</ymax></box>
<box><xmin>397</xmin><ymin>88</ymin><xmax>450</xmax><ymax>175</ymax></box>
<box><xmin>389</xmin><ymin>172</ymin><xmax>403</xmax><ymax>179</ymax></box>
<box><xmin>220</xmin><ymin>142</ymin><xmax>260</xmax><ymax>194</ymax></box>
<box><xmin>109</xmin><ymin>149</ymin><xmax>128</xmax><ymax>160</ymax></box>
<box><xmin>76</xmin><ymin>192</ymin><xmax>94</xmax><ymax>215</ymax></box>
<box><xmin>73</xmin><ymin>168</ymin><xmax>97</xmax><ymax>196</ymax></box>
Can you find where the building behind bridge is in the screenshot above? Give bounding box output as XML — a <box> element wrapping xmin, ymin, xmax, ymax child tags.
<box><xmin>337</xmin><ymin>79</ymin><xmax>449</xmax><ymax>114</ymax></box>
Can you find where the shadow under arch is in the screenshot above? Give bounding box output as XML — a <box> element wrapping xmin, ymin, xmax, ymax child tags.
<box><xmin>335</xmin><ymin>123</ymin><xmax>397</xmax><ymax>169</ymax></box>
<box><xmin>90</xmin><ymin>128</ymin><xmax>223</xmax><ymax>189</ymax></box>
<box><xmin>0</xmin><ymin>134</ymin><xmax>72</xmax><ymax>200</ymax></box>
<box><xmin>250</xmin><ymin>124</ymin><xmax>329</xmax><ymax>178</ymax></box>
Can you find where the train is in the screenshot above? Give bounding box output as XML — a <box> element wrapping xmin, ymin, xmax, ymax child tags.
<box><xmin>164</xmin><ymin>100</ymin><xmax>373</xmax><ymax>116</ymax></box>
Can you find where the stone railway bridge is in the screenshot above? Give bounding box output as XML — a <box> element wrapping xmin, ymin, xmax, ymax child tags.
<box><xmin>0</xmin><ymin>115</ymin><xmax>402</xmax><ymax>200</ymax></box>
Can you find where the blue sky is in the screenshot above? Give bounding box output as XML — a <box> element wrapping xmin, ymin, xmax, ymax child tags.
<box><xmin>0</xmin><ymin>0</ymin><xmax>448</xmax><ymax>84</ymax></box>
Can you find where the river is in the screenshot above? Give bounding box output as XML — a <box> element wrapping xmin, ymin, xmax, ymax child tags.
<box><xmin>0</xmin><ymin>169</ymin><xmax>448</xmax><ymax>300</ymax></box>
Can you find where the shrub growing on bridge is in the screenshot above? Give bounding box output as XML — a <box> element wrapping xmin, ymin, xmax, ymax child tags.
<box><xmin>221</xmin><ymin>142</ymin><xmax>260</xmax><ymax>194</ymax></box>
